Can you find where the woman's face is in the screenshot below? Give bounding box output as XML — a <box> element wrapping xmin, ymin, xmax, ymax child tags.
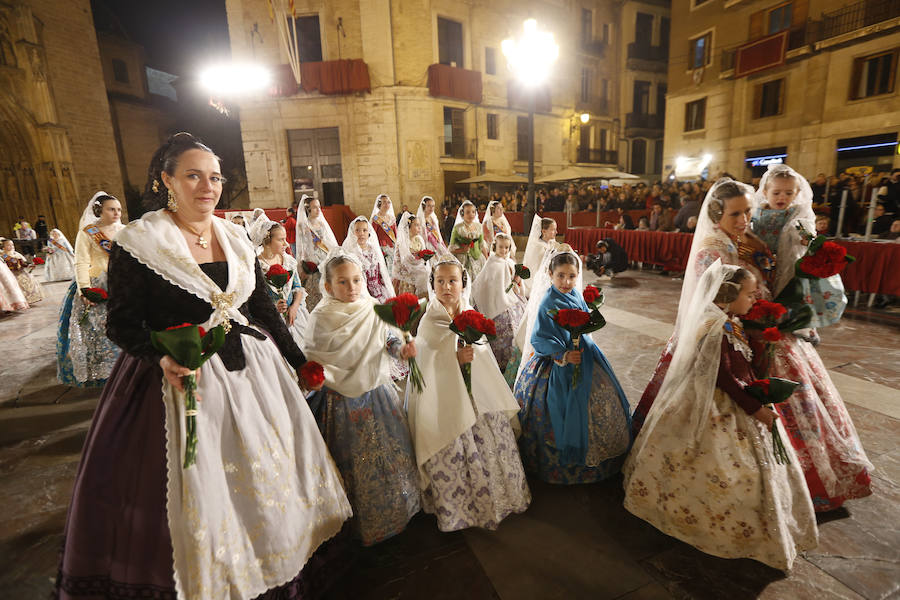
<box><xmin>765</xmin><ymin>177</ymin><xmax>797</xmax><ymax>210</ymax></box>
<box><xmin>50</xmin><ymin>230</ymin><xmax>60</xmax><ymax>240</ymax></box>
<box><xmin>265</xmin><ymin>226</ymin><xmax>287</xmax><ymax>254</ymax></box>
<box><xmin>325</xmin><ymin>261</ymin><xmax>364</xmax><ymax>303</ymax></box>
<box><xmin>542</xmin><ymin>221</ymin><xmax>557</xmax><ymax>241</ymax></box>
<box><xmin>729</xmin><ymin>276</ymin><xmax>758</xmax><ymax>315</ymax></box>
<box><xmin>433</xmin><ymin>263</ymin><xmax>463</xmax><ymax>306</ymax></box>
<box><xmin>308</xmin><ymin>199</ymin><xmax>322</xmax><ymax>219</ymax></box>
<box><xmin>162</xmin><ymin>149</ymin><xmax>222</xmax><ymax>219</ymax></box>
<box><xmin>408</xmin><ymin>218</ymin><xmax>421</xmax><ymax>238</ymax></box>
<box><xmin>718</xmin><ymin>194</ymin><xmax>752</xmax><ymax>239</ymax></box>
<box><xmin>494</xmin><ymin>238</ymin><xmax>511</xmax><ymax>259</ymax></box>
<box><xmin>99</xmin><ymin>199</ymin><xmax>123</xmax><ymax>226</ymax></box>
<box><xmin>550</xmin><ymin>262</ymin><xmax>579</xmax><ymax>294</ymax></box>
<box><xmin>353</xmin><ymin>221</ymin><xmax>369</xmax><ymax>246</ymax></box>
<box><xmin>492</xmin><ymin>204</ymin><xmax>504</xmax><ymax>218</ymax></box>
<box><xmin>463</xmin><ymin>205</ymin><xmax>476</xmax><ymax>223</ymax></box>
<box><xmin>378</xmin><ymin>197</ymin><xmax>391</xmax><ymax>215</ymax></box>
<box><xmin>423</xmin><ymin>199</ymin><xmax>435</xmax><ymax>216</ymax></box>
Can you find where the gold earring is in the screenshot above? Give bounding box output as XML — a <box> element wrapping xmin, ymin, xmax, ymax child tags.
<box><xmin>152</xmin><ymin>179</ymin><xmax>159</xmax><ymax>193</ymax></box>
<box><xmin>167</xmin><ymin>188</ymin><xmax>178</xmax><ymax>212</ymax></box>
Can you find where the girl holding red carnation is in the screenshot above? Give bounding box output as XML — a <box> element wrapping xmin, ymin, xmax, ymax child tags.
<box><xmin>295</xmin><ymin>194</ymin><xmax>338</xmax><ymax>312</ymax></box>
<box><xmin>471</xmin><ymin>232</ymin><xmax>527</xmax><ymax>376</ymax></box>
<box><xmin>371</xmin><ymin>193</ymin><xmax>398</xmax><ymax>274</ymax></box>
<box><xmin>251</xmin><ymin>214</ymin><xmax>310</xmax><ymax>350</ymax></box>
<box><xmin>408</xmin><ymin>256</ymin><xmax>530</xmax><ymax>531</ymax></box>
<box><xmin>749</xmin><ymin>164</ymin><xmax>872</xmax><ymax>511</ymax></box>
<box><xmin>1</xmin><ymin>238</ymin><xmax>44</xmax><ymax>304</ymax></box>
<box><xmin>624</xmin><ymin>261</ymin><xmax>817</xmax><ymax>571</ymax></box>
<box><xmin>449</xmin><ymin>200</ymin><xmax>488</xmax><ymax>282</ymax></box>
<box><xmin>513</xmin><ymin>247</ymin><xmax>632</xmax><ymax>485</ymax></box>
<box><xmin>392</xmin><ymin>213</ymin><xmax>430</xmax><ymax>298</ymax></box>
<box><xmin>305</xmin><ymin>252</ymin><xmax>421</xmax><ymax>545</ymax></box>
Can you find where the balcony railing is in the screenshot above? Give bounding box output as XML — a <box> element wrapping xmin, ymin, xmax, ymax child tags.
<box><xmin>577</xmin><ymin>148</ymin><xmax>618</xmax><ymax>164</ymax></box>
<box><xmin>818</xmin><ymin>0</ymin><xmax>900</xmax><ymax>41</ymax></box>
<box><xmin>626</xmin><ymin>43</ymin><xmax>669</xmax><ymax>61</ymax></box>
<box><xmin>439</xmin><ymin>137</ymin><xmax>476</xmax><ymax>160</ymax></box>
<box><xmin>625</xmin><ymin>112</ymin><xmax>664</xmax><ymax>130</ymax></box>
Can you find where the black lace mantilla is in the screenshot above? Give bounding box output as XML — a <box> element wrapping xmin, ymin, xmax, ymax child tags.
<box><xmin>106</xmin><ymin>244</ymin><xmax>305</xmax><ymax>371</ymax></box>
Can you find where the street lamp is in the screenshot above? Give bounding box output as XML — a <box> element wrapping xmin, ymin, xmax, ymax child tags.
<box><xmin>199</xmin><ymin>63</ymin><xmax>272</xmax><ymax>95</ymax></box>
<box><xmin>503</xmin><ymin>19</ymin><xmax>559</xmax><ymax>226</ymax></box>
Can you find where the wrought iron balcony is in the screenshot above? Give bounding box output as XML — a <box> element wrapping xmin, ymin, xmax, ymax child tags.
<box><xmin>817</xmin><ymin>0</ymin><xmax>900</xmax><ymax>41</ymax></box>
<box><xmin>625</xmin><ymin>112</ymin><xmax>664</xmax><ymax>130</ymax></box>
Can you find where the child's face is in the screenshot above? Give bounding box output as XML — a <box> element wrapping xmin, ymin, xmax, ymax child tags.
<box><xmin>550</xmin><ymin>262</ymin><xmax>579</xmax><ymax>294</ymax></box>
<box><xmin>495</xmin><ymin>238</ymin><xmax>511</xmax><ymax>258</ymax></box>
<box><xmin>2</xmin><ymin>240</ymin><xmax>13</xmax><ymax>253</ymax></box>
<box><xmin>378</xmin><ymin>197</ymin><xmax>391</xmax><ymax>214</ymax></box>
<box><xmin>325</xmin><ymin>262</ymin><xmax>364</xmax><ymax>303</ymax></box>
<box><xmin>308</xmin><ymin>200</ymin><xmax>322</xmax><ymax>219</ymax></box>
<box><xmin>765</xmin><ymin>177</ymin><xmax>797</xmax><ymax>210</ymax></box>
<box><xmin>542</xmin><ymin>221</ymin><xmax>557</xmax><ymax>240</ymax></box>
<box><xmin>408</xmin><ymin>218</ymin><xmax>421</xmax><ymax>238</ymax></box>
<box><xmin>433</xmin><ymin>263</ymin><xmax>463</xmax><ymax>305</ymax></box>
<box><xmin>353</xmin><ymin>221</ymin><xmax>369</xmax><ymax>246</ymax></box>
<box><xmin>51</xmin><ymin>231</ymin><xmax>60</xmax><ymax>240</ymax></box>
<box><xmin>815</xmin><ymin>218</ymin><xmax>829</xmax><ymax>234</ymax></box>
<box><xmin>731</xmin><ymin>277</ymin><xmax>758</xmax><ymax>315</ymax></box>
<box><xmin>266</xmin><ymin>226</ymin><xmax>287</xmax><ymax>254</ymax></box>
<box><xmin>463</xmin><ymin>205</ymin><xmax>476</xmax><ymax>223</ymax></box>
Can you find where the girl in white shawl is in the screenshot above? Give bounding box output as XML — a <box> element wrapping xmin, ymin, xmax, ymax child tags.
<box><xmin>407</xmin><ymin>255</ymin><xmax>531</xmax><ymax>532</ymax></box>
<box><xmin>416</xmin><ymin>195</ymin><xmax>448</xmax><ymax>254</ymax></box>
<box><xmin>251</xmin><ymin>214</ymin><xmax>309</xmax><ymax>350</ymax></box>
<box><xmin>393</xmin><ymin>213</ymin><xmax>430</xmax><ymax>298</ymax></box>
<box><xmin>371</xmin><ymin>193</ymin><xmax>397</xmax><ymax>275</ymax></box>
<box><xmin>623</xmin><ymin>260</ymin><xmax>818</xmax><ymax>571</ymax></box>
<box><xmin>305</xmin><ymin>251</ymin><xmax>421</xmax><ymax>545</ymax></box>
<box><xmin>471</xmin><ymin>232</ymin><xmax>527</xmax><ymax>375</ymax></box>
<box><xmin>2</xmin><ymin>238</ymin><xmax>44</xmax><ymax>304</ymax></box>
<box><xmin>482</xmin><ymin>200</ymin><xmax>516</xmax><ymax>257</ymax></box>
<box><xmin>341</xmin><ymin>216</ymin><xmax>395</xmax><ymax>302</ymax></box>
<box><xmin>44</xmin><ymin>228</ymin><xmax>76</xmax><ymax>282</ymax></box>
<box><xmin>449</xmin><ymin>200</ymin><xmax>488</xmax><ymax>281</ymax></box>
<box><xmin>520</xmin><ymin>216</ymin><xmax>558</xmax><ymax>297</ymax></box>
<box><xmin>295</xmin><ymin>194</ymin><xmax>338</xmax><ymax>311</ymax></box>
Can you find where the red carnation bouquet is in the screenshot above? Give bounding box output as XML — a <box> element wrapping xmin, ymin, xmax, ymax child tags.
<box><xmin>505</xmin><ymin>264</ymin><xmax>531</xmax><ymax>293</ymax></box>
<box><xmin>746</xmin><ymin>377</ymin><xmax>799</xmax><ymax>464</ymax></box>
<box><xmin>32</xmin><ymin>256</ymin><xmax>45</xmax><ymax>265</ymax></box>
<box><xmin>741</xmin><ymin>298</ymin><xmax>812</xmax><ymax>366</ymax></box>
<box><xmin>373</xmin><ymin>293</ymin><xmax>426</xmax><ymax>392</ymax></box>
<box><xmin>79</xmin><ymin>287</ymin><xmax>109</xmax><ymax>325</ymax></box>
<box><xmin>265</xmin><ymin>263</ymin><xmax>291</xmax><ymax>319</ymax></box>
<box><xmin>449</xmin><ymin>309</ymin><xmax>497</xmax><ymax>395</ymax></box>
<box><xmin>794</xmin><ymin>223</ymin><xmax>855</xmax><ymax>280</ymax></box>
<box><xmin>299</xmin><ymin>360</ymin><xmax>326</xmax><ymax>390</ymax></box>
<box><xmin>547</xmin><ymin>286</ymin><xmax>607</xmax><ymax>385</ymax></box>
<box><xmin>301</xmin><ymin>261</ymin><xmax>318</xmax><ymax>275</ymax></box>
<box><xmin>415</xmin><ymin>249</ymin><xmax>436</xmax><ymax>262</ymax></box>
<box><xmin>150</xmin><ymin>323</ymin><xmax>226</xmax><ymax>468</ymax></box>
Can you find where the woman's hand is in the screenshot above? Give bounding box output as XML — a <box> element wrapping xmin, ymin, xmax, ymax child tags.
<box><xmin>400</xmin><ymin>341</ymin><xmax>417</xmax><ymax>359</ymax></box>
<box><xmin>160</xmin><ymin>355</ymin><xmax>197</xmax><ymax>393</ymax></box>
<box><xmin>286</xmin><ymin>304</ymin><xmax>299</xmax><ymax>325</ymax></box>
<box><xmin>513</xmin><ymin>276</ymin><xmax>522</xmax><ymax>286</ymax></box>
<box><xmin>81</xmin><ymin>294</ymin><xmax>95</xmax><ymax>307</ymax></box>
<box><xmin>275</xmin><ymin>298</ymin><xmax>288</xmax><ymax>313</ymax></box>
<box><xmin>752</xmin><ymin>406</ymin><xmax>778</xmax><ymax>428</ymax></box>
<box><xmin>564</xmin><ymin>350</ymin><xmax>583</xmax><ymax>365</ymax></box>
<box><xmin>456</xmin><ymin>345</ymin><xmax>474</xmax><ymax>365</ymax></box>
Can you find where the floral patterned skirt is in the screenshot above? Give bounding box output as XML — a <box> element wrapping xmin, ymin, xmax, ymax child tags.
<box><xmin>310</xmin><ymin>384</ymin><xmax>421</xmax><ymax>545</ymax></box>
<box><xmin>484</xmin><ymin>298</ymin><xmax>526</xmax><ymax>374</ymax></box>
<box><xmin>303</xmin><ymin>272</ymin><xmax>323</xmax><ymax>312</ymax></box>
<box><xmin>15</xmin><ymin>269</ymin><xmax>44</xmax><ymax>304</ymax></box>
<box><xmin>514</xmin><ymin>353</ymin><xmax>632</xmax><ymax>484</ymax></box>
<box><xmin>57</xmin><ymin>278</ymin><xmax>119</xmax><ymax>387</ymax></box>
<box><xmin>623</xmin><ymin>389</ymin><xmax>818</xmax><ymax>571</ymax></box>
<box><xmin>769</xmin><ymin>336</ymin><xmax>872</xmax><ymax>511</ymax></box>
<box><xmin>421</xmin><ymin>411</ymin><xmax>531</xmax><ymax>532</ymax></box>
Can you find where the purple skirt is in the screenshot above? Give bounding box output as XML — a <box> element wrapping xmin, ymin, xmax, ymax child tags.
<box><xmin>53</xmin><ymin>353</ymin><xmax>348</xmax><ymax>600</ymax></box>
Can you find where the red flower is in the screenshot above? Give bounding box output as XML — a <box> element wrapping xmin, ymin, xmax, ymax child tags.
<box><xmin>750</xmin><ymin>379</ymin><xmax>771</xmax><ymax>395</ymax></box>
<box><xmin>165</xmin><ymin>323</ymin><xmax>194</xmax><ymax>331</ymax></box>
<box><xmin>32</xmin><ymin>257</ymin><xmax>45</xmax><ymax>265</ymax></box>
<box><xmin>82</xmin><ymin>287</ymin><xmax>109</xmax><ymax>302</ymax></box>
<box><xmin>386</xmin><ymin>293</ymin><xmax>420</xmax><ymax>327</ymax></box>
<box><xmin>556</xmin><ymin>308</ymin><xmax>591</xmax><ymax>328</ymax></box>
<box><xmin>299</xmin><ymin>361</ymin><xmax>325</xmax><ymax>388</ymax></box>
<box><xmin>416</xmin><ymin>249</ymin><xmax>435</xmax><ymax>261</ymax></box>
<box><xmin>744</xmin><ymin>300</ymin><xmax>787</xmax><ymax>322</ymax></box>
<box><xmin>799</xmin><ymin>241</ymin><xmax>849</xmax><ymax>278</ymax></box>
<box><xmin>762</xmin><ymin>327</ymin><xmax>782</xmax><ymax>342</ymax></box>
<box><xmin>391</xmin><ymin>302</ymin><xmax>411</xmax><ymax>326</ymax></box>
<box><xmin>583</xmin><ymin>285</ymin><xmax>601</xmax><ymax>304</ymax></box>
<box><xmin>483</xmin><ymin>318</ymin><xmax>496</xmax><ymax>337</ymax></box>
<box><xmin>301</xmin><ymin>261</ymin><xmax>319</xmax><ymax>274</ymax></box>
<box><xmin>266</xmin><ymin>264</ymin><xmax>289</xmax><ymax>276</ymax></box>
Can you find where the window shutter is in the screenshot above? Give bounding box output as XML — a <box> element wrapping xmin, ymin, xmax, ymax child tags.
<box><xmin>849</xmin><ymin>57</ymin><xmax>863</xmax><ymax>100</ymax></box>
<box><xmin>748</xmin><ymin>10</ymin><xmax>764</xmax><ymax>40</ymax></box>
<box><xmin>753</xmin><ymin>83</ymin><xmax>763</xmax><ymax>119</ymax></box>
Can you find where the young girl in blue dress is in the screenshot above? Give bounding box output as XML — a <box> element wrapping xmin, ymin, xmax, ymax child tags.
<box><xmin>513</xmin><ymin>245</ymin><xmax>632</xmax><ymax>484</ymax></box>
<box><xmin>305</xmin><ymin>251</ymin><xmax>421</xmax><ymax>545</ymax></box>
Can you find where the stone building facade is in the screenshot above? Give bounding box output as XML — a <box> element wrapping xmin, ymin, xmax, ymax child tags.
<box><xmin>663</xmin><ymin>0</ymin><xmax>900</xmax><ymax>181</ymax></box>
<box><xmin>225</xmin><ymin>0</ymin><xmax>664</xmax><ymax>215</ymax></box>
<box><xmin>0</xmin><ymin>0</ymin><xmax>123</xmax><ymax>237</ymax></box>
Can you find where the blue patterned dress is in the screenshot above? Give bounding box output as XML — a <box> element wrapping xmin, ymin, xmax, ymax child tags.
<box><xmin>309</xmin><ymin>335</ymin><xmax>420</xmax><ymax>545</ymax></box>
<box><xmin>514</xmin><ymin>286</ymin><xmax>632</xmax><ymax>484</ymax></box>
<box><xmin>752</xmin><ymin>207</ymin><xmax>847</xmax><ymax>328</ymax></box>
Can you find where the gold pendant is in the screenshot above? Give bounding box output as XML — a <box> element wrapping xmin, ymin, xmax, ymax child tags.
<box><xmin>197</xmin><ymin>236</ymin><xmax>209</xmax><ymax>249</ymax></box>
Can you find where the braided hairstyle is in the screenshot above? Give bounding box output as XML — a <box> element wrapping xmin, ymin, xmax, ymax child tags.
<box><xmin>142</xmin><ymin>132</ymin><xmax>220</xmax><ymax>211</ymax></box>
<box><xmin>92</xmin><ymin>194</ymin><xmax>118</xmax><ymax>217</ymax></box>
<box><xmin>706</xmin><ymin>178</ymin><xmax>750</xmax><ymax>223</ymax></box>
<box><xmin>713</xmin><ymin>267</ymin><xmax>753</xmax><ymax>304</ymax></box>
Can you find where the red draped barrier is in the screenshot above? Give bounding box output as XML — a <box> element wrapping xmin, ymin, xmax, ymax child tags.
<box><xmin>832</xmin><ymin>240</ymin><xmax>900</xmax><ymax>296</ymax></box>
<box><xmin>215</xmin><ymin>205</ymin><xmax>358</xmax><ymax>244</ymax></box>
<box><xmin>566</xmin><ymin>228</ymin><xmax>694</xmax><ymax>271</ymax></box>
<box><xmin>500</xmin><ymin>210</ymin><xmax>649</xmax><ymax>234</ymax></box>
<box><xmin>567</xmin><ymin>228</ymin><xmax>900</xmax><ymax>295</ymax></box>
